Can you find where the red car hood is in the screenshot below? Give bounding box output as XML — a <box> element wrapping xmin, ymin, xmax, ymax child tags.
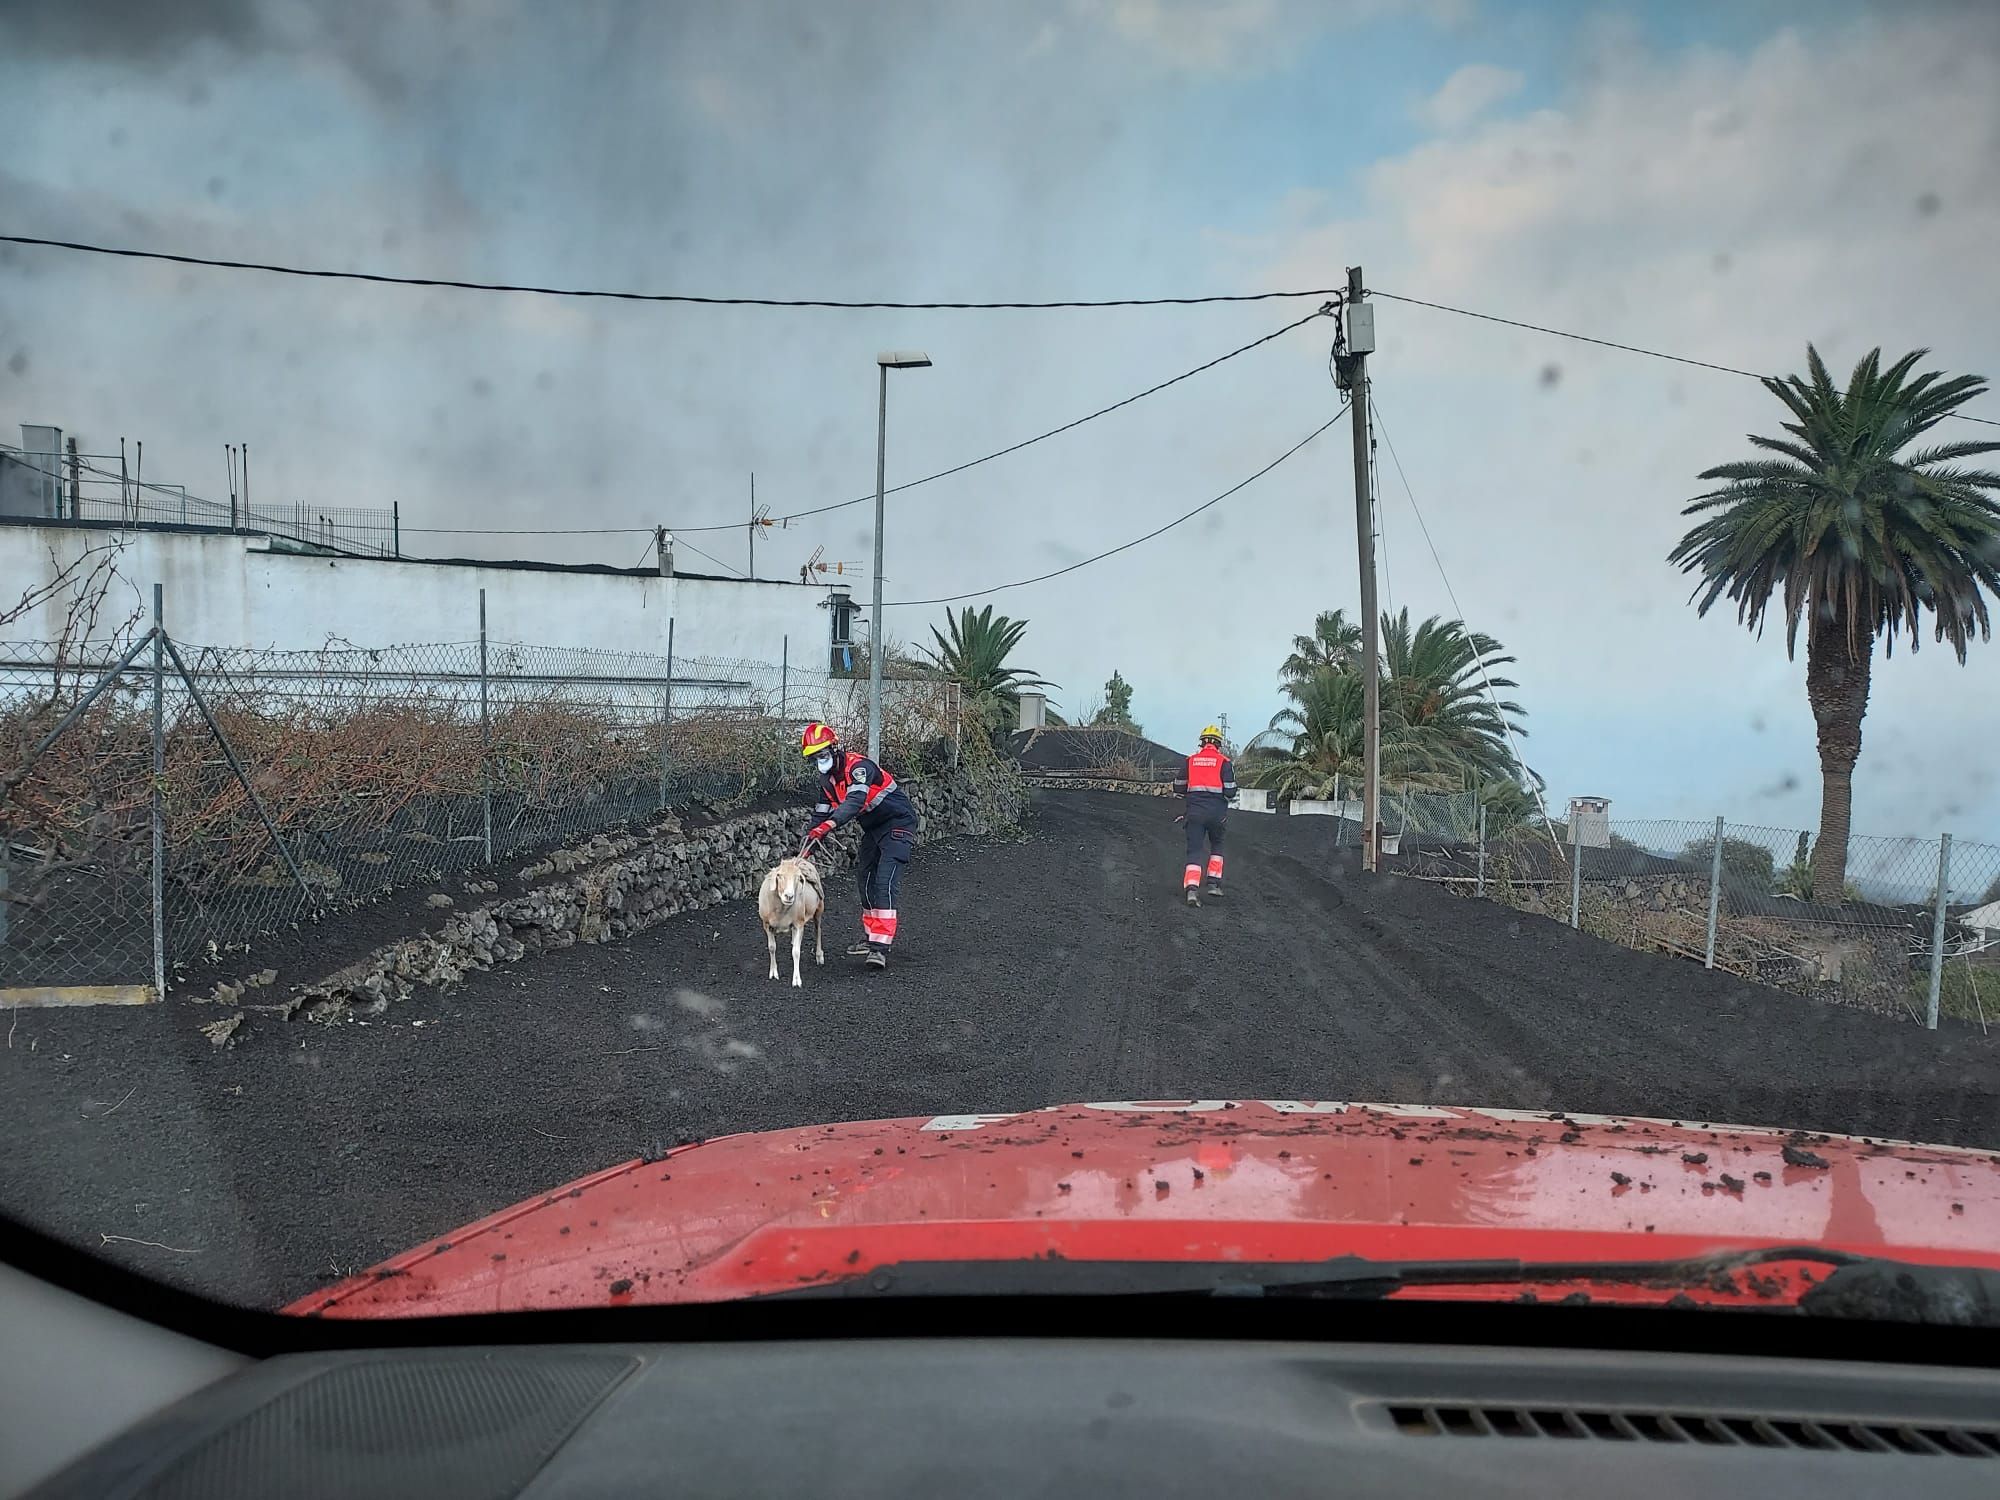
<box><xmin>290</xmin><ymin>1100</ymin><xmax>2000</xmax><ymax>1317</ymax></box>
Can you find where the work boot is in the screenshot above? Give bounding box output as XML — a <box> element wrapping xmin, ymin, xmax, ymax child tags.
<box><xmin>846</xmin><ymin>941</ymin><xmax>874</xmax><ymax>959</ymax></box>
<box><xmin>1185</xmin><ymin>886</ymin><xmax>1201</xmax><ymax>908</ymax></box>
<box><xmin>1205</xmin><ymin>879</ymin><xmax>1225</xmax><ymax>899</ymax></box>
<box><xmin>865</xmin><ymin>946</ymin><xmax>889</xmax><ymax>969</ymax></box>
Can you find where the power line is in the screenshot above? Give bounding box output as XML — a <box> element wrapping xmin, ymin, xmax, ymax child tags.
<box><xmin>886</xmin><ymin>405</ymin><xmax>1347</xmax><ymax>609</ymax></box>
<box><xmin>670</xmin><ymin>304</ymin><xmax>1335</xmax><ymax>532</ymax></box>
<box><xmin>1369</xmin><ymin>287</ymin><xmax>2000</xmax><ymax>427</ymax></box>
<box><xmin>1366</xmin><ymin>389</ymin><xmax>1553</xmax><ymax>833</ymax></box>
<box><xmin>405</xmin><ymin>524</ymin><xmax>650</xmax><ymax>536</ymax></box>
<box><xmin>673</xmin><ymin>534</ymin><xmax>747</xmax><ymax>578</ymax></box>
<box><xmin>1368</xmin><ymin>289</ymin><xmax>1765</xmax><ymax>379</ymax></box>
<box><xmin>401</xmin><ymin>306</ymin><xmax>1334</xmax><ymax>542</ymax></box>
<box><xmin>1369</xmin><ymin>416</ymin><xmax>1392</xmax><ymax>620</ymax></box>
<box><xmin>0</xmin><ymin>232</ymin><xmax>1346</xmax><ymax>310</ymax></box>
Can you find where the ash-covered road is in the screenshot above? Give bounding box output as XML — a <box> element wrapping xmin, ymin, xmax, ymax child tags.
<box><xmin>6</xmin><ymin>790</ymin><xmax>1999</xmax><ymax>1307</ymax></box>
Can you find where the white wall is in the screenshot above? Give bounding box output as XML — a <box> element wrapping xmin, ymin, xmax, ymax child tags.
<box><xmin>1</xmin><ymin>523</ymin><xmax>831</xmax><ymax>669</ymax></box>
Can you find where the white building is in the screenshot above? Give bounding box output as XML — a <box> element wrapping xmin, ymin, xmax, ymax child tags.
<box><xmin>1</xmin><ymin>518</ymin><xmax>842</xmax><ymax>673</ymax></box>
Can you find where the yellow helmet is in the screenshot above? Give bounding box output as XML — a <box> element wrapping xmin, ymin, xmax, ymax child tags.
<box><xmin>1199</xmin><ymin>724</ymin><xmax>1224</xmax><ymax>744</ymax></box>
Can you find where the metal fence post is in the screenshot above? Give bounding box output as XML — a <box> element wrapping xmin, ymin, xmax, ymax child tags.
<box><xmin>150</xmin><ymin>583</ymin><xmax>166</xmax><ymax>999</ymax></box>
<box><xmin>1927</xmin><ymin>832</ymin><xmax>1953</xmax><ymax>1030</ymax></box>
<box><xmin>1475</xmin><ymin>804</ymin><xmax>1487</xmax><ymax>898</ymax></box>
<box><xmin>1704</xmin><ymin>814</ymin><xmax>1725</xmax><ymax>969</ymax></box>
<box><xmin>780</xmin><ymin>633</ymin><xmax>788</xmax><ymax>722</ymax></box>
<box><xmin>479</xmin><ymin>589</ymin><xmax>493</xmax><ymax>866</ymax></box>
<box><xmin>658</xmin><ymin>618</ymin><xmax>675</xmax><ymax>811</ymax></box>
<box><xmin>1570</xmin><ymin>820</ymin><xmax>1582</xmax><ymax>930</ymax></box>
<box><xmin>392</xmin><ymin>501</ymin><xmax>401</xmax><ymax>558</ymax></box>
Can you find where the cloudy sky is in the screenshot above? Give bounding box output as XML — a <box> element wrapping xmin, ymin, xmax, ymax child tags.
<box><xmin>3</xmin><ymin>0</ymin><xmax>1997</xmax><ymax>838</ymax></box>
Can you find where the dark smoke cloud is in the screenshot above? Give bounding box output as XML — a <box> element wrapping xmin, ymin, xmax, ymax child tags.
<box><xmin>3</xmin><ymin>0</ymin><xmax>430</xmax><ymax>102</ymax></box>
<box><xmin>4</xmin><ymin>0</ymin><xmax>267</xmax><ymax>62</ymax></box>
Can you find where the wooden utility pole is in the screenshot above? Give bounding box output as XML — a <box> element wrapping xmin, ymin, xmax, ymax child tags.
<box><xmin>1339</xmin><ymin>266</ymin><xmax>1382</xmax><ymax>871</ymax></box>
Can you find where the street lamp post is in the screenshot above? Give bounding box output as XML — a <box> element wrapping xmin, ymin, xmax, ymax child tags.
<box><xmin>869</xmin><ymin>350</ymin><xmax>932</xmax><ymax>762</ymax></box>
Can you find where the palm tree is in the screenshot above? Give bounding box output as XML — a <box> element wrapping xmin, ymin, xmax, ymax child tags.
<box><xmin>1670</xmin><ymin>346</ymin><xmax>2000</xmax><ymax>898</ymax></box>
<box><xmin>1378</xmin><ymin>609</ymin><xmax>1528</xmax><ymax>787</ymax></box>
<box><xmin>1248</xmin><ymin>667</ymin><xmax>1370</xmax><ymax>799</ymax></box>
<box><xmin>1280</xmin><ymin>609</ymin><xmax>1362</xmax><ymax>689</ymax></box>
<box><xmin>1249</xmin><ymin>611</ymin><xmax>1535</xmax><ymax>800</ymax></box>
<box><xmin>923</xmin><ymin>605</ymin><xmax>1055</xmax><ymax>711</ymax></box>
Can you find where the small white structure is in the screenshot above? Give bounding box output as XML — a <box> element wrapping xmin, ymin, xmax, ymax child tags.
<box><xmin>1567</xmin><ymin>795</ymin><xmax>1612</xmax><ymax>849</ymax></box>
<box><xmin>1017</xmin><ymin>691</ymin><xmax>1048</xmax><ymax>731</ymax></box>
<box><xmin>1235</xmin><ymin>788</ymin><xmax>1273</xmax><ymax>814</ymax></box>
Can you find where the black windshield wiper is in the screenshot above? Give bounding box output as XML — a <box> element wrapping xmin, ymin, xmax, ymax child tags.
<box><xmin>1169</xmin><ymin>1247</ymin><xmax>2000</xmax><ymax>1326</ymax></box>
<box><xmin>765</xmin><ymin>1247</ymin><xmax>2000</xmax><ymax>1325</ymax></box>
<box><xmin>1212</xmin><ymin>1246</ymin><xmax>1865</xmax><ymax>1299</ymax></box>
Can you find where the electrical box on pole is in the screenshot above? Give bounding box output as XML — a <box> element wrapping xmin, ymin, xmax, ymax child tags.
<box><xmin>1345</xmin><ymin>303</ymin><xmax>1376</xmax><ymax>354</ymax></box>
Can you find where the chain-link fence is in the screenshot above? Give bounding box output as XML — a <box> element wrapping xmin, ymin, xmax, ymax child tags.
<box><xmin>1</xmin><ymin>599</ymin><xmax>970</xmax><ymax>998</ymax></box>
<box><xmin>0</xmin><ymin>636</ymin><xmax>159</xmax><ymax>992</ymax></box>
<box><xmin>1388</xmin><ymin>791</ymin><xmax>2000</xmax><ymax>1029</ymax></box>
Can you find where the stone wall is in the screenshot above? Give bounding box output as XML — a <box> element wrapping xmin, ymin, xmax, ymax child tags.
<box><xmin>267</xmin><ymin>765</ymin><xmax>1026</xmax><ymax>1028</ymax></box>
<box><xmin>1022</xmin><ymin>775</ymin><xmax>1175</xmax><ymax>797</ymax></box>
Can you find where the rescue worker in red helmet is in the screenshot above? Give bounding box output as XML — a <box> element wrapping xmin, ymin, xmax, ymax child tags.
<box><xmin>800</xmin><ymin>722</ymin><xmax>919</xmax><ymax>969</ymax></box>
<box><xmin>1172</xmin><ymin>724</ymin><xmax>1236</xmax><ymax>906</ymax></box>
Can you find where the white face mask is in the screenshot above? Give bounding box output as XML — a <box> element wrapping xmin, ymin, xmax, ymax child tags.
<box><xmin>814</xmin><ymin>752</ymin><xmax>835</xmax><ymax>775</ymax></box>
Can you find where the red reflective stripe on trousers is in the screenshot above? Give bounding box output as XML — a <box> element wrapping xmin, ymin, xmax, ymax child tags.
<box><xmin>1207</xmin><ymin>856</ymin><xmax>1224</xmax><ymax>879</ymax></box>
<box><xmin>861</xmin><ymin>908</ymin><xmax>898</xmax><ymax>946</ymax></box>
<box><xmin>1183</xmin><ymin>865</ymin><xmax>1201</xmax><ymax>888</ymax></box>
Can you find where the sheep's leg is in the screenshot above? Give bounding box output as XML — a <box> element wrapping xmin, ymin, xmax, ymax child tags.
<box><xmin>814</xmin><ymin>912</ymin><xmax>824</xmax><ymax>966</ymax></box>
<box><xmin>790</xmin><ymin>922</ymin><xmax>804</xmax><ymax>988</ymax></box>
<box><xmin>766</xmin><ymin>924</ymin><xmax>779</xmax><ymax>981</ymax></box>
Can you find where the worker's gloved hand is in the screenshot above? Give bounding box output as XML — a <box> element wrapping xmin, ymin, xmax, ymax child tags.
<box><xmin>806</xmin><ymin>820</ymin><xmax>834</xmax><ymax>844</ymax></box>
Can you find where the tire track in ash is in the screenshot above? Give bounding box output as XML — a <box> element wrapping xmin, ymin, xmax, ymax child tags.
<box><xmin>1189</xmin><ymin>839</ymin><xmax>1540</xmax><ymax>1103</ymax></box>
<box><xmin>1027</xmin><ymin>799</ymin><xmax>1167</xmax><ymax>1103</ymax></box>
<box><xmin>1065</xmin><ymin>796</ymin><xmax>1549</xmax><ymax>1105</ymax></box>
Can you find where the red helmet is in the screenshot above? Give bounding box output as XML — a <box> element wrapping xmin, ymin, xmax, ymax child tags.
<box><xmin>801</xmin><ymin>722</ymin><xmax>839</xmax><ymax>758</ymax></box>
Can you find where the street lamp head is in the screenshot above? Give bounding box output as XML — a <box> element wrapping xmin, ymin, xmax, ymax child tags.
<box><xmin>876</xmin><ymin>351</ymin><xmax>933</xmax><ymax>369</ymax></box>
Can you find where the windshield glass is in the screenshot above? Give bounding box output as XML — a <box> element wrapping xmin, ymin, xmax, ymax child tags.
<box><xmin>2</xmin><ymin>0</ymin><xmax>1998</xmax><ymax>1326</ymax></box>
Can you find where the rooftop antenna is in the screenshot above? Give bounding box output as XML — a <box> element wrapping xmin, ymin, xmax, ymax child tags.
<box><xmin>748</xmin><ymin>472</ymin><xmax>774</xmax><ymax>579</ymax></box>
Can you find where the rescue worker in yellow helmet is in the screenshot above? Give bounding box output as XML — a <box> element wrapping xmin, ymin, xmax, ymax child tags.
<box><xmin>1172</xmin><ymin>725</ymin><xmax>1237</xmax><ymax>907</ymax></box>
<box><xmin>799</xmin><ymin>722</ymin><xmax>918</xmax><ymax>969</ymax></box>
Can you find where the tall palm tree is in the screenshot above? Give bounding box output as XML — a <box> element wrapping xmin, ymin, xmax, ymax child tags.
<box><xmin>1670</xmin><ymin>346</ymin><xmax>2000</xmax><ymax>898</ymax></box>
<box><xmin>923</xmin><ymin>605</ymin><xmax>1055</xmax><ymax>709</ymax></box>
<box><xmin>1280</xmin><ymin>609</ymin><xmax>1362</xmax><ymax>690</ymax></box>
